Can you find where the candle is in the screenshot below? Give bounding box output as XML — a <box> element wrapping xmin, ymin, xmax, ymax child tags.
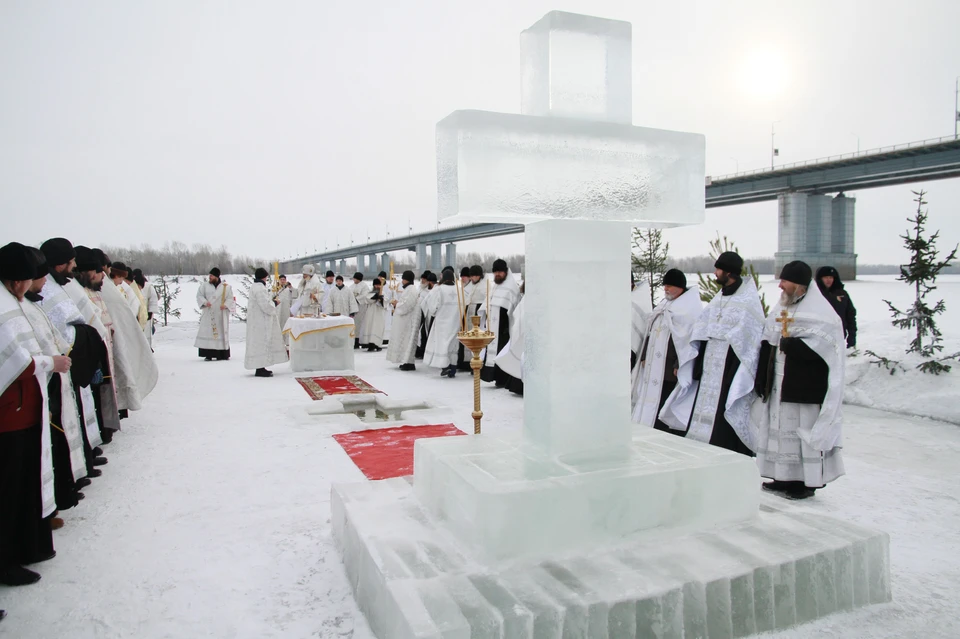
<box><xmin>456</xmin><ymin>280</ymin><xmax>464</xmax><ymax>331</ymax></box>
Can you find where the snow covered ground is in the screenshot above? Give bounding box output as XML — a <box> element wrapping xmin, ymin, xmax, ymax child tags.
<box><xmin>3</xmin><ymin>275</ymin><xmax>959</xmax><ymax>638</ymax></box>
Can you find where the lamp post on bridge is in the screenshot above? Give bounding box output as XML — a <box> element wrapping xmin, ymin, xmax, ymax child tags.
<box><xmin>771</xmin><ymin>120</ymin><xmax>781</xmax><ymax>169</ymax></box>
<box><xmin>955</xmin><ymin>76</ymin><xmax>959</xmax><ymax>139</ymax></box>
<box><xmin>851</xmin><ymin>133</ymin><xmax>860</xmax><ymax>153</ymax></box>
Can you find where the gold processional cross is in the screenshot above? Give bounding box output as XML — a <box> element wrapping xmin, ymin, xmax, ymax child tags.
<box><xmin>776</xmin><ymin>309</ymin><xmax>794</xmax><ymax>338</ymax></box>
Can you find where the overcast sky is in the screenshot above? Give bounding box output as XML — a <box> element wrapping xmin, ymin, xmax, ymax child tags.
<box><xmin>2</xmin><ymin>0</ymin><xmax>960</xmax><ymax>264</ymax></box>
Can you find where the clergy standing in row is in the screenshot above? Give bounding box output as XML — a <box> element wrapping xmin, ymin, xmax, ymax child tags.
<box><xmin>296</xmin><ymin>265</ymin><xmax>322</xmax><ymax>317</ymax></box>
<box><xmin>0</xmin><ymin>243</ymin><xmax>64</xmax><ymax>586</ymax></box>
<box><xmin>194</xmin><ymin>268</ymin><xmax>235</xmax><ymax>361</ymax></box>
<box><xmin>422</xmin><ymin>271</ymin><xmax>462</xmax><ymax>378</ymax></box>
<box><xmin>631</xmin><ymin>270</ymin><xmax>702</xmax><ymax>431</ymax></box>
<box><xmin>134</xmin><ymin>269</ymin><xmax>159</xmax><ymax>347</ymax></box>
<box><xmin>494</xmin><ymin>282</ymin><xmax>525</xmax><ymax>395</ymax></box>
<box><xmin>351</xmin><ymin>272</ymin><xmax>370</xmax><ymax>349</ymax></box>
<box><xmin>386</xmin><ymin>270</ymin><xmax>420</xmax><ymax>371</ymax></box>
<box><xmin>244</xmin><ymin>268</ymin><xmax>289</xmax><ymax>378</ymax></box>
<box><xmin>660</xmin><ymin>252</ymin><xmax>765</xmax><ymax>456</ymax></box>
<box><xmin>357</xmin><ymin>277</ymin><xmax>386</xmax><ymax>351</ymax></box>
<box><xmin>319</xmin><ymin>270</ymin><xmax>336</xmax><ymax>314</ymax></box>
<box><xmin>330</xmin><ymin>275</ymin><xmax>359</xmax><ymax>316</ymax></box>
<box><xmin>755</xmin><ymin>261</ymin><xmax>846</xmax><ymax>500</ymax></box>
<box><xmin>479</xmin><ymin>259</ymin><xmax>521</xmax><ymax>389</ymax></box>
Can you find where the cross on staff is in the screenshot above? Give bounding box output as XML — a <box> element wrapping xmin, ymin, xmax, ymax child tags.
<box><xmin>776</xmin><ymin>309</ymin><xmax>795</xmax><ymax>337</ymax></box>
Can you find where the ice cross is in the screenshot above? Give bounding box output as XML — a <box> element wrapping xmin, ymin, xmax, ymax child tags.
<box><xmin>436</xmin><ymin>11</ymin><xmax>705</xmax><ymax>461</ymax></box>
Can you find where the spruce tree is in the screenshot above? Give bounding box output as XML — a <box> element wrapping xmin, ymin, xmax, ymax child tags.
<box><xmin>154</xmin><ymin>274</ymin><xmax>181</xmax><ymax>327</ymax></box>
<box><xmin>883</xmin><ymin>190</ymin><xmax>958</xmax><ymax>374</ymax></box>
<box><xmin>697</xmin><ymin>234</ymin><xmax>769</xmax><ymax>315</ymax></box>
<box><xmin>631</xmin><ymin>227</ymin><xmax>669</xmax><ymax>306</ymax></box>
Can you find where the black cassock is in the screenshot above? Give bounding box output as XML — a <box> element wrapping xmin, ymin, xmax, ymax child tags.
<box><xmin>688</xmin><ymin>344</ymin><xmax>755</xmax><ymax>457</ymax></box>
<box><xmin>481</xmin><ymin>307</ymin><xmax>523</xmax><ymax>394</ymax></box>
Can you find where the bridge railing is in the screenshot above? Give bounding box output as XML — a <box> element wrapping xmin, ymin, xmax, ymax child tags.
<box><xmin>710</xmin><ymin>134</ymin><xmax>959</xmax><ymax>182</ymax></box>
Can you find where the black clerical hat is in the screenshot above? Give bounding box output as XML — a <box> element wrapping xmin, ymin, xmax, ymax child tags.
<box><xmin>352</xmin><ymin>272</ymin><xmax>363</xmax><ymax>281</ymax></box>
<box><xmin>402</xmin><ymin>270</ymin><xmax>415</xmax><ymax>283</ymax></box>
<box><xmin>29</xmin><ymin>247</ymin><xmax>48</xmax><ymax>278</ymax></box>
<box><xmin>714</xmin><ymin>251</ymin><xmax>743</xmax><ymax>275</ymax></box>
<box><xmin>779</xmin><ymin>261</ymin><xmax>812</xmax><ymax>286</ymax></box>
<box><xmin>254</xmin><ymin>267</ymin><xmax>269</xmax><ymax>280</ymax></box>
<box><xmin>460</xmin><ymin>266</ymin><xmax>470</xmax><ymax>277</ymax></box>
<box><xmin>74</xmin><ymin>246</ymin><xmax>101</xmax><ymax>273</ymax></box>
<box><xmin>0</xmin><ymin>242</ymin><xmax>38</xmax><ymax>281</ymax></box>
<box><xmin>663</xmin><ymin>269</ymin><xmax>686</xmax><ymax>289</ymax></box>
<box><xmin>326</xmin><ymin>270</ymin><xmax>335</xmax><ymax>278</ymax></box>
<box><xmin>40</xmin><ymin>237</ymin><xmax>76</xmax><ymax>267</ymax></box>
<box><xmin>492</xmin><ymin>259</ymin><xmax>508</xmax><ymax>272</ymax></box>
<box><xmin>210</xmin><ymin>267</ymin><xmax>221</xmax><ymax>277</ymax></box>
<box><xmin>469</xmin><ymin>265</ymin><xmax>484</xmax><ymax>277</ymax></box>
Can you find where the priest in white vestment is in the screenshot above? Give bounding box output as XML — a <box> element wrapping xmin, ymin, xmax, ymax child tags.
<box><xmin>296</xmin><ymin>265</ymin><xmax>323</xmax><ymax>317</ymax></box>
<box><xmin>275</xmin><ymin>275</ymin><xmax>294</xmax><ymax>346</ymax></box>
<box><xmin>753</xmin><ymin>261</ymin><xmax>846</xmax><ymax>500</ymax></box>
<box><xmin>330</xmin><ymin>275</ymin><xmax>360</xmax><ymax>316</ymax></box>
<box><xmin>631</xmin><ymin>270</ymin><xmax>701</xmax><ymax>431</ymax></box>
<box><xmin>660</xmin><ymin>252</ymin><xmax>764</xmax><ymax>456</ymax></box>
<box><xmin>357</xmin><ymin>278</ymin><xmax>386</xmax><ymax>350</ymax></box>
<box><xmin>244</xmin><ymin>268</ymin><xmax>288</xmax><ymax>378</ymax></box>
<box><xmin>630</xmin><ymin>279</ymin><xmax>652</xmax><ymax>371</ymax></box>
<box><xmin>381</xmin><ymin>274</ymin><xmax>395</xmax><ymax>345</ymax></box>
<box><xmin>124</xmin><ymin>271</ymin><xmax>148</xmax><ymax>330</ymax></box>
<box><xmin>351</xmin><ymin>272</ymin><xmax>371</xmax><ymax>349</ymax></box>
<box><xmin>386</xmin><ymin>271</ymin><xmax>420</xmax><ymax>371</ymax></box>
<box><xmin>319</xmin><ymin>270</ymin><xmax>336</xmax><ymax>314</ymax></box>
<box><xmin>494</xmin><ymin>294</ymin><xmax>525</xmax><ymax>394</ymax></box>
<box><xmin>97</xmin><ymin>252</ymin><xmax>158</xmax><ymax>416</ymax></box>
<box><xmin>38</xmin><ymin>240</ymin><xmax>107</xmax><ymax>473</ymax></box>
<box><xmin>135</xmin><ymin>270</ymin><xmax>159</xmax><ymax>347</ymax></box>
<box><xmin>479</xmin><ymin>260</ymin><xmax>521</xmax><ymax>388</ymax></box>
<box><xmin>195</xmin><ymin>267</ymin><xmax>236</xmax><ymax>361</ymax></box>
<box><xmin>415</xmin><ymin>272</ymin><xmax>438</xmax><ymax>358</ymax></box>
<box><xmin>0</xmin><ymin>242</ymin><xmax>64</xmax><ymax>584</ymax></box>
<box><xmin>423</xmin><ymin>273</ymin><xmax>462</xmax><ymax>377</ymax></box>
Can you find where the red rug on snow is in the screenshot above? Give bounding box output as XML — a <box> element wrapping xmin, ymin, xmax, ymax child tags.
<box><xmin>296</xmin><ymin>375</ymin><xmax>384</xmax><ymax>400</ymax></box>
<box><xmin>333</xmin><ymin>424</ymin><xmax>466</xmax><ymax>480</ymax></box>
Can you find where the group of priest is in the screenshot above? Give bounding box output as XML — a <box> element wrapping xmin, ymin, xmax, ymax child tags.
<box><xmin>630</xmin><ymin>252</ymin><xmax>855</xmax><ymax>501</ymax></box>
<box><xmin>0</xmin><ymin>239</ymin><xmax>159</xmax><ymax>589</ymax></box>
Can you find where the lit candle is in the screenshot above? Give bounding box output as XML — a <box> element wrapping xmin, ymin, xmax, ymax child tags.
<box><xmin>456</xmin><ymin>280</ymin><xmax>464</xmax><ymax>331</ymax></box>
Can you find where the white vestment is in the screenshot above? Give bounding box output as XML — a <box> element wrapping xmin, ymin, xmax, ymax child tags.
<box><xmin>276</xmin><ymin>286</ymin><xmax>294</xmax><ymax>345</ymax></box>
<box><xmin>101</xmin><ymin>277</ymin><xmax>159</xmax><ymax>411</ymax></box>
<box><xmin>661</xmin><ymin>278</ymin><xmax>764</xmax><ymax>451</ymax></box>
<box><xmin>382</xmin><ymin>283</ymin><xmax>396</xmax><ymax>342</ymax></box>
<box><xmin>419</xmin><ymin>286</ymin><xmax>438</xmax><ymax>346</ymax></box>
<box><xmin>244</xmin><ymin>282</ymin><xmax>288</xmax><ymax>370</ymax></box>
<box><xmin>478</xmin><ymin>272</ymin><xmax>521</xmax><ymax>372</ymax></box>
<box><xmin>141</xmin><ymin>281</ymin><xmax>159</xmax><ymax>345</ymax></box>
<box><xmin>423</xmin><ymin>284</ymin><xmax>462</xmax><ymax>369</ymax></box>
<box><xmin>631</xmin><ymin>287</ymin><xmax>702</xmax><ymax>427</ymax></box>
<box><xmin>64</xmin><ymin>279</ymin><xmax>108</xmax><ymax>341</ymax></box>
<box><xmin>351</xmin><ymin>281</ymin><xmax>371</xmax><ymax>339</ymax></box>
<box><xmin>0</xmin><ymin>289</ymin><xmax>57</xmax><ymax>517</ymax></box>
<box><xmin>386</xmin><ymin>284</ymin><xmax>420</xmax><ymax>365</ymax></box>
<box><xmin>330</xmin><ymin>285</ymin><xmax>359</xmax><ymax>316</ymax></box>
<box><xmin>120</xmin><ymin>280</ymin><xmax>140</xmax><ymax>319</ymax></box>
<box><xmin>194</xmin><ymin>281</ymin><xmax>236</xmax><ymax>353</ymax></box>
<box><xmin>38</xmin><ymin>279</ymin><xmax>103</xmax><ymax>449</ymax></box>
<box><xmin>82</xmin><ymin>287</ymin><xmax>122</xmax><ymax>432</ymax></box>
<box><xmin>631</xmin><ymin>282</ymin><xmax>653</xmax><ymax>365</ymax></box>
<box><xmin>463</xmin><ymin>280</ymin><xmax>483</xmax><ymax>318</ymax></box>
<box><xmin>320</xmin><ymin>281</ymin><xmax>336</xmax><ymax>314</ymax></box>
<box><xmin>358</xmin><ymin>289</ymin><xmax>386</xmax><ymax>346</ymax></box>
<box><xmin>495</xmin><ymin>296</ymin><xmax>525</xmax><ymax>380</ymax></box>
<box><xmin>296</xmin><ymin>276</ymin><xmax>323</xmax><ymax>316</ymax></box>
<box><xmin>754</xmin><ymin>284</ymin><xmax>846</xmax><ymax>487</ymax></box>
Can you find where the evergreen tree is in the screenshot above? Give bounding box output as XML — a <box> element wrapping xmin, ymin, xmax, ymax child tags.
<box><xmin>631</xmin><ymin>227</ymin><xmax>669</xmax><ymax>306</ymax></box>
<box><xmin>154</xmin><ymin>274</ymin><xmax>181</xmax><ymax>327</ymax></box>
<box><xmin>883</xmin><ymin>190</ymin><xmax>958</xmax><ymax>374</ymax></box>
<box><xmin>697</xmin><ymin>234</ymin><xmax>769</xmax><ymax>315</ymax></box>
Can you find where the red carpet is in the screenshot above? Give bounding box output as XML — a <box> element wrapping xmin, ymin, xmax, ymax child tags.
<box><xmin>296</xmin><ymin>375</ymin><xmax>384</xmax><ymax>400</ymax></box>
<box><xmin>333</xmin><ymin>424</ymin><xmax>466</xmax><ymax>480</ymax></box>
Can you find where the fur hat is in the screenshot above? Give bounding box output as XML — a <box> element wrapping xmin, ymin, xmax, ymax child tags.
<box><xmin>0</xmin><ymin>242</ymin><xmax>38</xmax><ymax>281</ymax></box>
<box><xmin>662</xmin><ymin>268</ymin><xmax>687</xmax><ymax>289</ymax></box>
<box><xmin>779</xmin><ymin>261</ymin><xmax>812</xmax><ymax>286</ymax></box>
<box><xmin>492</xmin><ymin>259</ymin><xmax>508</xmax><ymax>273</ymax></box>
<box><xmin>302</xmin><ymin>264</ymin><xmax>315</xmax><ymax>276</ymax></box>
<box><xmin>40</xmin><ymin>237</ymin><xmax>76</xmax><ymax>267</ymax></box>
<box><xmin>714</xmin><ymin>251</ymin><xmax>743</xmax><ymax>275</ymax></box>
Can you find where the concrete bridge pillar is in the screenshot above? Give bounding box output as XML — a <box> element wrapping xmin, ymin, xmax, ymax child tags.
<box><xmin>430</xmin><ymin>243</ymin><xmax>443</xmax><ymax>271</ymax></box>
<box><xmin>381</xmin><ymin>253</ymin><xmax>391</xmax><ymax>275</ymax></box>
<box><xmin>416</xmin><ymin>243</ymin><xmax>427</xmax><ymax>273</ymax></box>
<box><xmin>445</xmin><ymin>243</ymin><xmax>457</xmax><ymax>269</ymax></box>
<box><xmin>775</xmin><ymin>192</ymin><xmax>857</xmax><ymax>280</ymax></box>
<box><xmin>339</xmin><ymin>259</ymin><xmax>347</xmax><ymax>276</ymax></box>
<box><xmin>365</xmin><ymin>253</ymin><xmax>377</xmax><ymax>277</ymax></box>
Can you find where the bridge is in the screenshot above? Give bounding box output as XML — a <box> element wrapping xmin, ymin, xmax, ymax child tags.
<box><xmin>281</xmin><ymin>135</ymin><xmax>960</xmax><ymax>278</ymax></box>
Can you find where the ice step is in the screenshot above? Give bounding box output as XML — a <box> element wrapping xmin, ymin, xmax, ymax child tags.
<box><xmin>332</xmin><ymin>482</ymin><xmax>892</xmax><ymax>639</ymax></box>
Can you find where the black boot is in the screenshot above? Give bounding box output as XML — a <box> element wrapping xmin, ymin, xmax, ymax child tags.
<box><xmin>0</xmin><ymin>566</ymin><xmax>41</xmax><ymax>586</ymax></box>
<box><xmin>399</xmin><ymin>363</ymin><xmax>416</xmax><ymax>371</ymax></box>
<box><xmin>255</xmin><ymin>368</ymin><xmax>274</xmax><ymax>378</ymax></box>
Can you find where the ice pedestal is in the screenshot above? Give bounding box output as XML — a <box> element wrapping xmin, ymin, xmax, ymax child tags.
<box><xmin>413</xmin><ymin>427</ymin><xmax>760</xmax><ymax>562</ymax></box>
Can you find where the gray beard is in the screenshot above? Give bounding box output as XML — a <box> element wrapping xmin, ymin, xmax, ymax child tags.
<box><xmin>664</xmin><ymin>292</ymin><xmax>678</xmax><ymax>301</ymax></box>
<box><xmin>780</xmin><ymin>291</ymin><xmax>800</xmax><ymax>306</ymax></box>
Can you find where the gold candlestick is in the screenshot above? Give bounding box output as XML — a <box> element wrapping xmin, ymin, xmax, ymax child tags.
<box><xmin>457</xmin><ymin>315</ymin><xmax>496</xmax><ymax>434</ymax></box>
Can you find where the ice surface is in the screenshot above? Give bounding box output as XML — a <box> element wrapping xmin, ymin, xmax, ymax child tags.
<box><xmin>524</xmin><ymin>219</ymin><xmax>632</xmax><ymax>458</ymax></box>
<box><xmin>436</xmin><ymin>110</ymin><xmax>705</xmax><ymax>225</ymax></box>
<box><xmin>414</xmin><ymin>427</ymin><xmax>761</xmax><ymax>561</ymax></box>
<box><xmin>332</xmin><ymin>477</ymin><xmax>892</xmax><ymax>639</ymax></box>
<box><xmin>521</xmin><ymin>11</ymin><xmax>632</xmax><ymax>124</ymax></box>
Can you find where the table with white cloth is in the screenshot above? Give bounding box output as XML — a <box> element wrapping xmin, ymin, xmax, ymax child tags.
<box><xmin>282</xmin><ymin>316</ymin><xmax>356</xmax><ymax>372</ymax></box>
